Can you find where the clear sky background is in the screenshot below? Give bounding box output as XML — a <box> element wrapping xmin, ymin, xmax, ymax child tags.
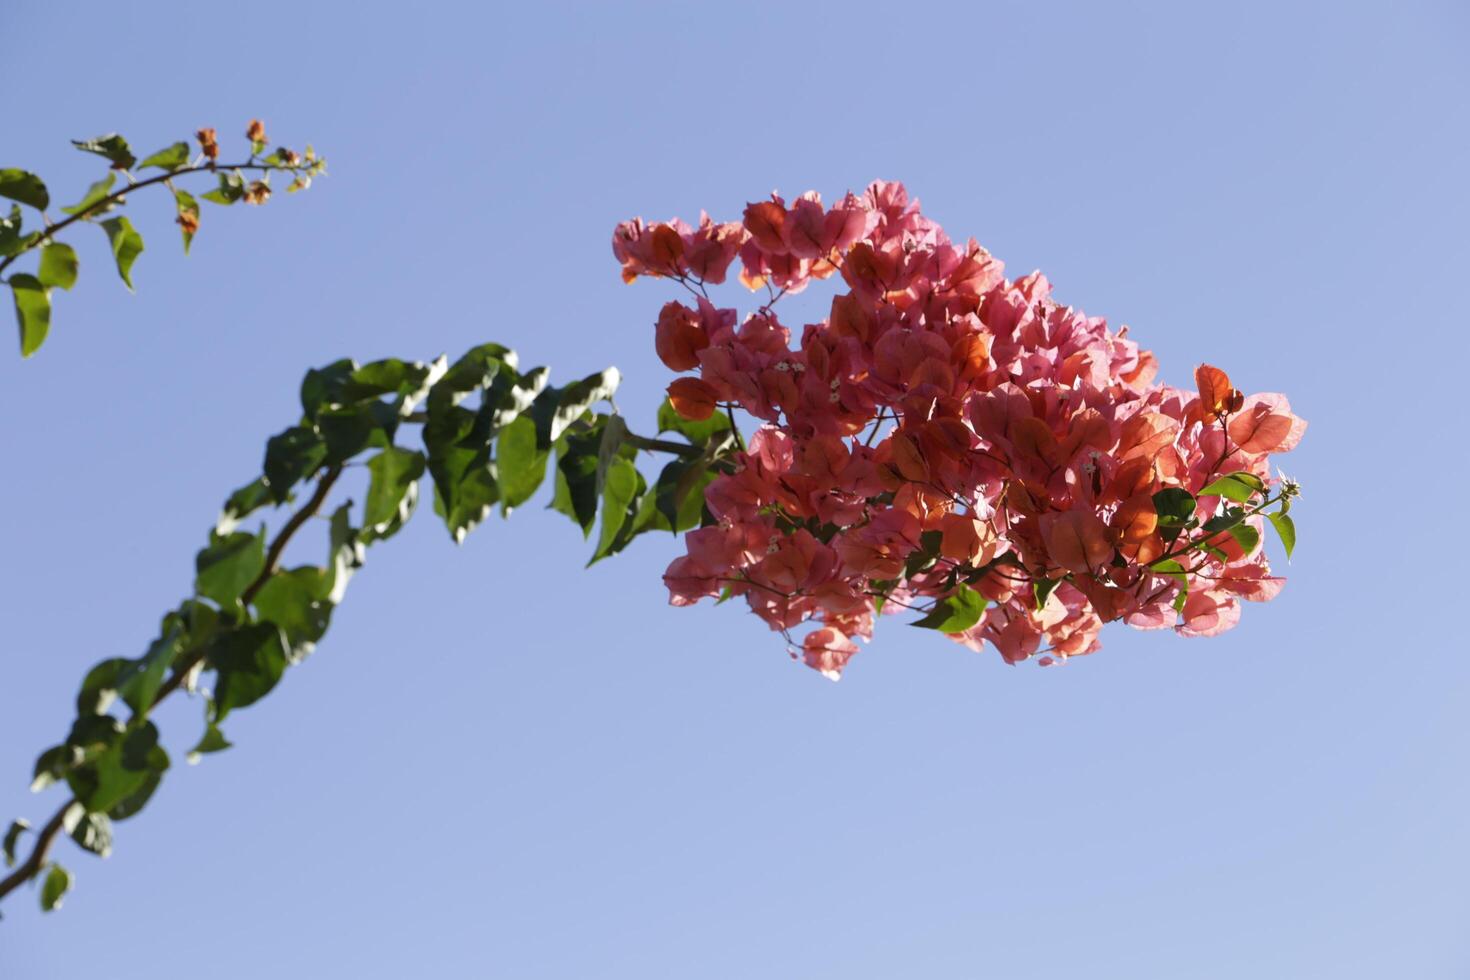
<box><xmin>2</xmin><ymin>2</ymin><xmax>1467</xmax><ymax>976</ymax></box>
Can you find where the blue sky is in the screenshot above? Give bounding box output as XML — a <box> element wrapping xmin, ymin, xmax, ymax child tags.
<box><xmin>2</xmin><ymin>1</ymin><xmax>1467</xmax><ymax>976</ymax></box>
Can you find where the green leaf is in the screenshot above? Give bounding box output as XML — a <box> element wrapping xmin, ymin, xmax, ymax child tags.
<box><xmin>497</xmin><ymin>415</ymin><xmax>548</xmax><ymax>515</ymax></box>
<box><xmin>4</xmin><ymin>819</ymin><xmax>29</xmax><ymax>868</ymax></box>
<box><xmin>31</xmin><ymin>746</ymin><xmax>74</xmax><ymax>793</ymax></box>
<box><xmin>251</xmin><ymin>568</ymin><xmax>332</xmax><ymax>663</ymax></box>
<box><xmin>1267</xmin><ymin>511</ymin><xmax>1297</xmax><ymax>561</ymax></box>
<box><xmin>868</xmin><ymin>580</ymin><xmax>896</xmax><ymax>612</ymax></box>
<box><xmin>0</xmin><ymin>169</ymin><xmax>48</xmax><ymax>210</ymax></box>
<box><xmin>1033</xmin><ymin>577</ymin><xmax>1061</xmax><ymax>611</ymax></box>
<box><xmin>428</xmin><ymin>343</ymin><xmax>515</xmax><ymax>411</ymax></box>
<box><xmin>550</xmin><ymin>422</ymin><xmax>602</xmax><ymax>536</ymax></box>
<box><xmin>652</xmin><ymin>456</ymin><xmax>716</xmax><ymax>533</ymax></box>
<box><xmin>1152</xmin><ymin>487</ymin><xmax>1196</xmax><ymax>543</ymax></box>
<box><xmin>431</xmin><ymin>459</ymin><xmax>498</xmax><ymax>543</ymax></box>
<box><xmin>66</xmin><ymin>714</ymin><xmax>123</xmax><ymax>752</ymax></box>
<box><xmin>363</xmin><ymin>446</ymin><xmax>425</xmax><ymax>540</ymax></box>
<box><xmin>423</xmin><ymin>394</ymin><xmax>499</xmax><ymax>542</ymax></box>
<box><xmin>657</xmin><ymin>397</ymin><xmax>732</xmax><ymax>446</ymax></box>
<box><xmin>64</xmin><ymin>805</ymin><xmax>112</xmax><ymax>859</ymax></box>
<box><xmin>99</xmin><ymin>216</ymin><xmax>144</xmax><ymax>290</ymax></box>
<box><xmin>318</xmin><ymin>401</ymin><xmax>397</xmax><ymax>464</ymax></box>
<box><xmin>903</xmin><ymin>529</ymin><xmax>944</xmax><ymax>580</ymax></box>
<box><xmin>40</xmin><ymin>863</ymin><xmax>71</xmax><ymax>912</ymax></box>
<box><xmin>595</xmin><ymin>413</ymin><xmax>630</xmax><ymax>497</ymax></box>
<box><xmin>1152</xmin><ymin>488</ymin><xmax>1196</xmax><ymax>526</ymax></box>
<box><xmin>68</xmin><ymin>722</ymin><xmax>169</xmax><ymax>815</ymax></box>
<box><xmin>72</xmin><ymin>133</ymin><xmax>136</xmax><ymax>169</ymax></box>
<box><xmin>60</xmin><ymin>173</ymin><xmax>116</xmax><ymax>217</ymax></box>
<box><xmin>175</xmin><ymin>189</ymin><xmax>199</xmax><ymax>253</ymax></box>
<box><xmin>340</xmin><ymin>358</ymin><xmax>437</xmax><ymax>405</ymax></box>
<box><xmin>1199</xmin><ymin>472</ymin><xmax>1265</xmax><ymax>502</ymax></box>
<box><xmin>910</xmin><ymin>583</ymin><xmax>989</xmax><ymax>632</ymax></box>
<box><xmin>115</xmin><ymin>625</ymin><xmax>185</xmax><ymax>718</ymax></box>
<box><xmin>263</xmin><ymin>427</ymin><xmax>326</xmax><ymax>502</ymax></box>
<box><xmin>300</xmin><ymin>358</ymin><xmax>357</xmax><ymax>417</ymax></box>
<box><xmin>187</xmin><ymin>722</ymin><xmax>232</xmax><ymax>765</ymax></box>
<box><xmin>201</xmin><ymin>171</ymin><xmax>246</xmax><ymax>205</ymax></box>
<box><xmin>76</xmin><ymin>658</ymin><xmax>129</xmax><ymax>716</ymax></box>
<box><xmin>11</xmin><ymin>273</ymin><xmax>50</xmax><ymax>358</ymax></box>
<box><xmin>0</xmin><ymin>205</ymin><xmax>39</xmax><ymax>257</ymax></box>
<box><xmin>1226</xmin><ymin>523</ymin><xmax>1260</xmax><ymax>554</ymax></box>
<box><xmin>218</xmin><ymin>477</ymin><xmax>273</xmax><ymax>533</ymax></box>
<box><xmin>105</xmin><ymin>771</ymin><xmax>162</xmax><ymax>821</ymax></box>
<box><xmin>139</xmin><ymin>142</ymin><xmax>190</xmax><ymax>171</ymax></box>
<box><xmin>322</xmin><ymin>504</ymin><xmax>363</xmax><ymax>604</ymax></box>
<box><xmin>591</xmin><ymin>456</ymin><xmax>639</xmax><ymax>563</ymax></box>
<box><xmin>38</xmin><ymin>243</ymin><xmax>78</xmax><ymax>291</ymax></box>
<box><xmin>530</xmin><ymin>367</ymin><xmax>621</xmax><ymax>449</ymax></box>
<box><xmin>482</xmin><ymin>363</ymin><xmax>549</xmax><ymax>432</ymax></box>
<box><xmin>1201</xmin><ymin>506</ymin><xmax>1245</xmax><ymax>534</ymax></box>
<box><xmin>208</xmin><ymin>625</ymin><xmax>290</xmax><ymax>721</ymax></box>
<box><xmin>195</xmin><ymin>530</ymin><xmax>266</xmax><ymax>607</ymax></box>
<box><xmin>1148</xmin><ymin>558</ymin><xmax>1189</xmax><ymax>587</ymax></box>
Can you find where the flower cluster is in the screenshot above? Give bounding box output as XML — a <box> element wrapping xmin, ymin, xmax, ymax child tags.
<box><xmin>614</xmin><ymin>183</ymin><xmax>1306</xmax><ymax>678</ymax></box>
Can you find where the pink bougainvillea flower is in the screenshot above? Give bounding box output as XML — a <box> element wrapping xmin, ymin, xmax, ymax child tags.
<box><xmin>616</xmin><ymin>180</ymin><xmax>1306</xmax><ymax>678</ymax></box>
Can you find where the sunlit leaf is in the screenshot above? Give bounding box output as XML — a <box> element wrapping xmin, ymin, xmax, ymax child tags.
<box><xmin>60</xmin><ymin>173</ymin><xmax>116</xmax><ymax>216</ymax></box>
<box><xmin>72</xmin><ymin>133</ymin><xmax>136</xmax><ymax>169</ymax></box>
<box><xmin>10</xmin><ymin>273</ymin><xmax>50</xmax><ymax>357</ymax></box>
<box><xmin>63</xmin><ymin>805</ymin><xmax>112</xmax><ymax>858</ymax></box>
<box><xmin>99</xmin><ymin>216</ymin><xmax>144</xmax><ymax>290</ymax></box>
<box><xmin>195</xmin><ymin>530</ymin><xmax>265</xmax><ymax>607</ymax></box>
<box><xmin>3</xmin><ymin>819</ymin><xmax>29</xmax><ymax>868</ymax></box>
<box><xmin>208</xmin><ymin>625</ymin><xmax>290</xmax><ymax>721</ymax></box>
<box><xmin>590</xmin><ymin>456</ymin><xmax>639</xmax><ymax>563</ymax></box>
<box><xmin>530</xmin><ymin>368</ymin><xmax>621</xmax><ymax>449</ymax></box>
<box><xmin>187</xmin><ymin>722</ymin><xmax>232</xmax><ymax>765</ymax></box>
<box><xmin>1199</xmin><ymin>472</ymin><xmax>1264</xmax><ymax>502</ymax></box>
<box><xmin>1267</xmin><ymin>511</ymin><xmax>1297</xmax><ymax>560</ymax></box>
<box><xmin>497</xmin><ymin>415</ymin><xmax>548</xmax><ymax>515</ymax></box>
<box><xmin>363</xmin><ymin>446</ymin><xmax>425</xmax><ymax>540</ymax></box>
<box><xmin>40</xmin><ymin>863</ymin><xmax>71</xmax><ymax>912</ymax></box>
<box><xmin>139</xmin><ymin>142</ymin><xmax>190</xmax><ymax>171</ymax></box>
<box><xmin>38</xmin><ymin>242</ymin><xmax>78</xmax><ymax>291</ymax></box>
<box><xmin>910</xmin><ymin>584</ymin><xmax>988</xmax><ymax>632</ymax></box>
<box><xmin>0</xmin><ymin>169</ymin><xmax>48</xmax><ymax>210</ymax></box>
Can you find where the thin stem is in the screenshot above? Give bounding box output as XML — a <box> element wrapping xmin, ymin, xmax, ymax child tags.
<box><xmin>724</xmin><ymin>404</ymin><xmax>745</xmax><ymax>452</ymax></box>
<box><xmin>622</xmin><ymin>433</ymin><xmax>703</xmax><ymax>458</ymax></box>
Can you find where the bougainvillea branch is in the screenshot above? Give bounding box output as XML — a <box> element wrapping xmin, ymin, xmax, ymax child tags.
<box><xmin>3</xmin><ymin>126</ymin><xmax>1305</xmax><ymax>918</ymax></box>
<box><xmin>1</xmin><ymin>121</ymin><xmax>325</xmax><ymax>357</ymax></box>
<box><xmin>2</xmin><ymin>336</ymin><xmax>729</xmax><ymax>913</ymax></box>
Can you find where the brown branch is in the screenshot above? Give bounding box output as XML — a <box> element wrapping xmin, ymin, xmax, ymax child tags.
<box><xmin>152</xmin><ymin>463</ymin><xmax>344</xmax><ymax>708</ymax></box>
<box><xmin>622</xmin><ymin>433</ymin><xmax>703</xmax><ymax>458</ymax></box>
<box><xmin>0</xmin><ymin>804</ymin><xmax>69</xmax><ymax>902</ymax></box>
<box><xmin>0</xmin><ymin>158</ymin><xmax>313</xmax><ymax>278</ymax></box>
<box><xmin>0</xmin><ymin>464</ymin><xmax>343</xmax><ymax>907</ymax></box>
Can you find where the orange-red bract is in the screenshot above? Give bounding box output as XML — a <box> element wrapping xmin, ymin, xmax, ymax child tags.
<box><xmin>667</xmin><ymin>377</ymin><xmax>717</xmax><ymax>421</ymax></box>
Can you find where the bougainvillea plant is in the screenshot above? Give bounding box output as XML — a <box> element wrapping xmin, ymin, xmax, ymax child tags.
<box><xmin>0</xmin><ymin>125</ymin><xmax>1303</xmax><ymax>917</ymax></box>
